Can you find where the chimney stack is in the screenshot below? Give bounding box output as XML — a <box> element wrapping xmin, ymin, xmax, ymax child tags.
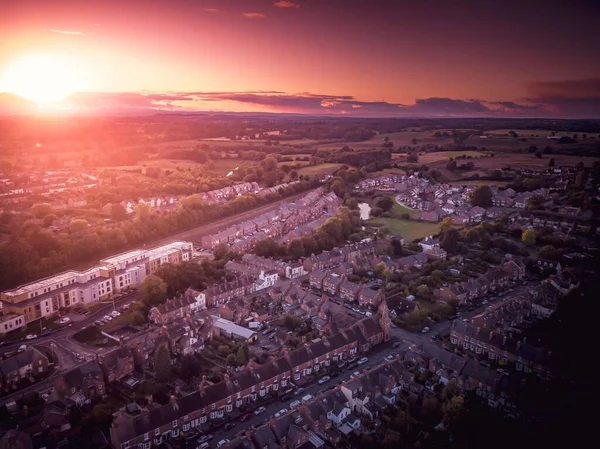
<box><xmin>502</xmin><ymin>335</ymin><xmax>507</xmax><ymax>346</ymax></box>
<box><xmin>489</xmin><ymin>331</ymin><xmax>493</xmax><ymax>340</ymax></box>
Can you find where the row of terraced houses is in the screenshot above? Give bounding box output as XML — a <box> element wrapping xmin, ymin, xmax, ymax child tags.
<box><xmin>110</xmin><ymin>305</ymin><xmax>391</xmax><ymax>449</ymax></box>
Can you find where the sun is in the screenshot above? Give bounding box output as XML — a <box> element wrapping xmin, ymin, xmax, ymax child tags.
<box><xmin>0</xmin><ymin>53</ymin><xmax>89</xmax><ymax>104</ymax></box>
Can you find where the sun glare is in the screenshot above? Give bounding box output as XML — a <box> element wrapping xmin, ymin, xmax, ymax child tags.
<box><xmin>0</xmin><ymin>53</ymin><xmax>88</xmax><ymax>104</ymax></box>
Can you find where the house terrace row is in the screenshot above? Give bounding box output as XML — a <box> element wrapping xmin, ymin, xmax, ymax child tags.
<box><xmin>109</xmin><ymin>310</ymin><xmax>391</xmax><ymax>449</ymax></box>
<box><xmin>200</xmin><ymin>189</ymin><xmax>340</xmax><ymax>251</ymax></box>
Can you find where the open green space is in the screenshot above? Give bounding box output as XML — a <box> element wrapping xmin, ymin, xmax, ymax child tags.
<box><xmin>297</xmin><ymin>163</ymin><xmax>344</xmax><ymax>176</ymax></box>
<box><xmin>370</xmin><ymin>217</ymin><xmax>439</xmax><ymax>241</ymax></box>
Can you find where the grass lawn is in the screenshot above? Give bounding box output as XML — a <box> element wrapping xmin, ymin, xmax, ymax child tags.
<box><xmin>298</xmin><ymin>163</ymin><xmax>344</xmax><ymax>176</ymax></box>
<box><xmin>419</xmin><ymin>151</ymin><xmax>485</xmax><ymax>163</ymax></box>
<box><xmin>370</xmin><ymin>217</ymin><xmax>439</xmax><ymax>241</ymax></box>
<box><xmin>391</xmin><ymin>200</ymin><xmax>418</xmax><ymax>218</ymax></box>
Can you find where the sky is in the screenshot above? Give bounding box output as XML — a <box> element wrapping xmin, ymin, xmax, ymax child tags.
<box><xmin>0</xmin><ymin>0</ymin><xmax>599</xmax><ymax>117</ymax></box>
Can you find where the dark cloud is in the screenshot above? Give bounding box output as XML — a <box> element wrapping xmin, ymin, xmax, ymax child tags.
<box><xmin>1</xmin><ymin>87</ymin><xmax>598</xmax><ymax>117</ymax></box>
<box><xmin>274</xmin><ymin>1</ymin><xmax>300</xmax><ymax>8</ymax></box>
<box><xmin>526</xmin><ymin>78</ymin><xmax>600</xmax><ymax>117</ymax></box>
<box><xmin>412</xmin><ymin>97</ymin><xmax>490</xmax><ymax>115</ymax></box>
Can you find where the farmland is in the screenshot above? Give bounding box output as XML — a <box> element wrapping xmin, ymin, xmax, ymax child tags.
<box><xmin>297</xmin><ymin>163</ymin><xmax>344</xmax><ymax>176</ymax></box>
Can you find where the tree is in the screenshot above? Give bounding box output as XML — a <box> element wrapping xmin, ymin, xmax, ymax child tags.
<box><xmin>42</xmin><ymin>214</ymin><xmax>58</xmax><ymax>227</ymax></box>
<box><xmin>374</xmin><ymin>196</ymin><xmax>394</xmax><ymax>212</ymax></box>
<box><xmin>574</xmin><ymin>169</ymin><xmax>587</xmax><ymax>190</ymax></box>
<box><xmin>442</xmin><ymin>395</ymin><xmax>465</xmax><ymax>429</ymax></box>
<box><xmin>469</xmin><ymin>185</ymin><xmax>493</xmax><ymax>207</ymax></box>
<box><xmin>439</xmin><ymin>217</ymin><xmax>454</xmax><ymax>234</ymax></box>
<box><xmin>110</xmin><ymin>203</ymin><xmax>129</xmax><ymax>221</ymax></box>
<box><xmin>68</xmin><ymin>219</ymin><xmax>88</xmax><ymax>233</ymax></box>
<box><xmin>31</xmin><ymin>203</ymin><xmax>53</xmax><ymax>219</ymax></box>
<box><xmin>236</xmin><ymin>344</ymin><xmax>250</xmax><ymax>365</ymax></box>
<box><xmin>330</xmin><ymin>179</ymin><xmax>346</xmax><ymax>198</ymax></box>
<box><xmin>440</xmin><ymin>228</ymin><xmax>460</xmax><ymax>254</ymax></box>
<box><xmin>282</xmin><ymin>314</ymin><xmax>303</xmax><ymax>330</ymax></box>
<box><xmin>526</xmin><ymin>195</ymin><xmax>544</xmax><ymax>211</ymax></box>
<box><xmin>134</xmin><ymin>203</ymin><xmax>151</xmax><ymax>220</ymax></box>
<box><xmin>407</xmin><ymin>153</ymin><xmax>419</xmax><ymax>163</ymax></box>
<box><xmin>548</xmin><ymin>158</ymin><xmax>556</xmax><ymax>167</ymax></box>
<box><xmin>345</xmin><ymin>198</ymin><xmax>359</xmax><ymax>210</ymax></box>
<box><xmin>140</xmin><ymin>275</ymin><xmax>167</xmax><ymax>306</ymax></box>
<box><xmin>521</xmin><ymin>229</ymin><xmax>536</xmax><ymax>246</ymax></box>
<box><xmin>153</xmin><ymin>344</ymin><xmax>171</xmax><ymax>382</ymax></box>
<box><xmin>416</xmin><ymin>284</ymin><xmax>430</xmax><ymax>297</ymax></box>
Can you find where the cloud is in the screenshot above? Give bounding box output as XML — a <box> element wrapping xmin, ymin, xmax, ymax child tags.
<box><xmin>274</xmin><ymin>1</ymin><xmax>300</xmax><ymax>8</ymax></box>
<box><xmin>526</xmin><ymin>78</ymin><xmax>600</xmax><ymax>117</ymax></box>
<box><xmin>1</xmin><ymin>88</ymin><xmax>597</xmax><ymax>117</ymax></box>
<box><xmin>243</xmin><ymin>13</ymin><xmax>267</xmax><ymax>19</ymax></box>
<box><xmin>46</xmin><ymin>29</ymin><xmax>86</xmax><ymax>35</ymax></box>
<box><xmin>204</xmin><ymin>8</ymin><xmax>221</xmax><ymax>13</ymax></box>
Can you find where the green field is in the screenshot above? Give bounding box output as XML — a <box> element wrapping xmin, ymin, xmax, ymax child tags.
<box><xmin>370</xmin><ymin>217</ymin><xmax>439</xmax><ymax>241</ymax></box>
<box><xmin>298</xmin><ymin>163</ymin><xmax>344</xmax><ymax>176</ymax></box>
<box><xmin>391</xmin><ymin>201</ymin><xmax>419</xmax><ymax>218</ymax></box>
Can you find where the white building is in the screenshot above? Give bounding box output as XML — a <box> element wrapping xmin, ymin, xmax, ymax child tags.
<box><xmin>0</xmin><ymin>314</ymin><xmax>26</xmax><ymax>334</ymax></box>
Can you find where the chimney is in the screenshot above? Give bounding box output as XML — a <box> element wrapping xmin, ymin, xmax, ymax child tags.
<box><xmin>502</xmin><ymin>335</ymin><xmax>507</xmax><ymax>346</ymax></box>
<box><xmin>476</xmin><ymin>326</ymin><xmax>480</xmax><ymax>336</ymax></box>
<box><xmin>523</xmin><ymin>336</ymin><xmax>527</xmax><ymax>343</ymax></box>
<box><xmin>489</xmin><ymin>331</ymin><xmax>493</xmax><ymax>340</ymax></box>
<box><xmin>517</xmin><ymin>340</ymin><xmax>521</xmax><ymax>350</ymax></box>
<box><xmin>170</xmin><ymin>395</ymin><xmax>179</xmax><ymax>411</ymax></box>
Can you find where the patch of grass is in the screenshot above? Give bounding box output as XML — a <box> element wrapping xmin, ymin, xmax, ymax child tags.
<box><xmin>370</xmin><ymin>217</ymin><xmax>439</xmax><ymax>241</ymax></box>
<box><xmin>390</xmin><ymin>200</ymin><xmax>418</xmax><ymax>218</ymax></box>
<box><xmin>298</xmin><ymin>163</ymin><xmax>344</xmax><ymax>176</ymax></box>
<box><xmin>419</xmin><ymin>151</ymin><xmax>485</xmax><ymax>164</ymax></box>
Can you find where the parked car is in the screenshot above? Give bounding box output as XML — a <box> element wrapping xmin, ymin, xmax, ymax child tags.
<box><xmin>421</xmin><ymin>327</ymin><xmax>430</xmax><ymax>333</ymax></box>
<box><xmin>240</xmin><ymin>413</ymin><xmax>252</xmax><ymax>422</ymax></box>
<box><xmin>251</xmin><ymin>423</ymin><xmax>262</xmax><ymax>430</ymax></box>
<box><xmin>357</xmin><ymin>357</ymin><xmax>369</xmax><ymax>365</ymax></box>
<box><xmin>289</xmin><ymin>400</ymin><xmax>301</xmax><ymax>410</ymax></box>
<box><xmin>103</xmin><ymin>315</ymin><xmax>112</xmax><ymax>321</ymax></box>
<box><xmin>59</xmin><ymin>317</ymin><xmax>70</xmax><ymax>324</ymax></box>
<box><xmin>338</xmin><ymin>360</ymin><xmax>347</xmax><ymax>368</ymax></box>
<box><xmin>25</xmin><ymin>334</ymin><xmax>37</xmax><ymax>340</ymax></box>
<box><xmin>198</xmin><ymin>443</ymin><xmax>209</xmax><ymax>449</ymax></box>
<box><xmin>217</xmin><ymin>439</ymin><xmax>230</xmax><ymax>448</ymax></box>
<box><xmin>318</xmin><ymin>376</ymin><xmax>331</xmax><ymax>385</ymax></box>
<box><xmin>280</xmin><ymin>394</ymin><xmax>292</xmax><ymax>402</ymax></box>
<box><xmin>274</xmin><ymin>408</ymin><xmax>288</xmax><ymax>418</ymax></box>
<box><xmin>386</xmin><ymin>354</ymin><xmax>394</xmax><ymax>361</ymax></box>
<box><xmin>197</xmin><ymin>434</ymin><xmax>214</xmax><ymax>444</ymax></box>
<box><xmin>330</xmin><ymin>372</ymin><xmax>340</xmax><ymax>378</ymax></box>
<box><xmin>254</xmin><ymin>406</ymin><xmax>266</xmax><ymax>415</ymax></box>
<box><xmin>350</xmin><ymin>371</ymin><xmax>360</xmax><ymax>380</ymax></box>
<box><xmin>301</xmin><ymin>394</ymin><xmax>313</xmax><ymax>403</ymax></box>
<box><xmin>224</xmin><ymin>423</ymin><xmax>235</xmax><ymax>431</ymax></box>
<box><xmin>294</xmin><ymin>388</ymin><xmax>304</xmax><ymax>396</ymax></box>
<box><xmin>40</xmin><ymin>330</ymin><xmax>52</xmax><ymax>337</ymax></box>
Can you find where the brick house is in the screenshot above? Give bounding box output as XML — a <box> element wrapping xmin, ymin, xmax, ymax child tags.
<box><xmin>53</xmin><ymin>361</ymin><xmax>106</xmax><ymax>406</ymax></box>
<box><xmin>149</xmin><ymin>291</ymin><xmax>205</xmax><ymax>325</ymax></box>
<box><xmin>396</xmin><ymin>253</ymin><xmax>428</xmax><ymax>270</ymax></box>
<box><xmin>339</xmin><ymin>280</ymin><xmax>362</xmax><ymax>302</ymax></box>
<box><xmin>309</xmin><ymin>271</ymin><xmax>329</xmax><ymax>290</ymax></box>
<box><xmin>358</xmin><ymin>286</ymin><xmax>383</xmax><ymax>307</ymax></box>
<box><xmin>98</xmin><ymin>346</ymin><xmax>135</xmax><ymax>384</ymax></box>
<box><xmin>0</xmin><ymin>347</ymin><xmax>49</xmax><ymax>388</ymax></box>
<box><xmin>322</xmin><ymin>274</ymin><xmax>344</xmax><ymax>295</ymax></box>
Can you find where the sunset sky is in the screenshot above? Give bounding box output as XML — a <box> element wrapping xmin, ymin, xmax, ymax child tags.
<box><xmin>1</xmin><ymin>0</ymin><xmax>599</xmax><ymax>117</ymax></box>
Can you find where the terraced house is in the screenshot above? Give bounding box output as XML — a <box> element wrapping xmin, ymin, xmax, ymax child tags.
<box><xmin>109</xmin><ymin>310</ymin><xmax>390</xmax><ymax>449</ymax></box>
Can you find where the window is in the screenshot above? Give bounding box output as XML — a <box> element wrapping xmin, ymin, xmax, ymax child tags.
<box><xmin>200</xmin><ymin>416</ymin><xmax>207</xmax><ymax>424</ymax></box>
<box><xmin>211</xmin><ymin>403</ymin><xmax>216</xmax><ymax>410</ymax></box>
<box><xmin>155</xmin><ymin>429</ymin><xmax>160</xmax><ymax>436</ymax></box>
<box><xmin>172</xmin><ymin>429</ymin><xmax>179</xmax><ymax>438</ymax></box>
<box><xmin>183</xmin><ymin>423</ymin><xmax>190</xmax><ymax>432</ymax></box>
<box><xmin>226</xmin><ymin>404</ymin><xmax>233</xmax><ymax>412</ymax></box>
<box><xmin>172</xmin><ymin>420</ymin><xmax>177</xmax><ymax>428</ymax></box>
<box><xmin>144</xmin><ymin>433</ymin><xmax>149</xmax><ymax>441</ymax></box>
<box><xmin>123</xmin><ymin>443</ymin><xmax>130</xmax><ymax>449</ymax></box>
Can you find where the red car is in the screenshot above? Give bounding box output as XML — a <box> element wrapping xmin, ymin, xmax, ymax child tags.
<box><xmin>240</xmin><ymin>413</ymin><xmax>252</xmax><ymax>422</ymax></box>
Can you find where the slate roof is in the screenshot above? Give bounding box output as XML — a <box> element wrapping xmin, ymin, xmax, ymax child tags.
<box><xmin>0</xmin><ymin>347</ymin><xmax>46</xmax><ymax>375</ymax></box>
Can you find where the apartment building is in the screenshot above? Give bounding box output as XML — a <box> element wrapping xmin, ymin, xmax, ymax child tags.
<box><xmin>0</xmin><ymin>241</ymin><xmax>194</xmax><ymax>324</ymax></box>
<box><xmin>0</xmin><ymin>313</ymin><xmax>26</xmax><ymax>335</ymax></box>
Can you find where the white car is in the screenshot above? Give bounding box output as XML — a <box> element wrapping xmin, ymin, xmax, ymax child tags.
<box><xmin>111</xmin><ymin>311</ymin><xmax>120</xmax><ymax>317</ymax></box>
<box><xmin>25</xmin><ymin>334</ymin><xmax>37</xmax><ymax>340</ymax></box>
<box><xmin>357</xmin><ymin>357</ymin><xmax>368</xmax><ymax>365</ymax></box>
<box><xmin>59</xmin><ymin>317</ymin><xmax>70</xmax><ymax>324</ymax></box>
<box><xmin>198</xmin><ymin>443</ymin><xmax>209</xmax><ymax>449</ymax></box>
<box><xmin>274</xmin><ymin>408</ymin><xmax>288</xmax><ymax>418</ymax></box>
<box><xmin>217</xmin><ymin>439</ymin><xmax>230</xmax><ymax>448</ymax></box>
<box><xmin>350</xmin><ymin>371</ymin><xmax>361</xmax><ymax>380</ymax></box>
<box><xmin>254</xmin><ymin>406</ymin><xmax>266</xmax><ymax>415</ymax></box>
<box><xmin>386</xmin><ymin>355</ymin><xmax>394</xmax><ymax>361</ymax></box>
<box><xmin>103</xmin><ymin>315</ymin><xmax>113</xmax><ymax>321</ymax></box>
<box><xmin>318</xmin><ymin>376</ymin><xmax>331</xmax><ymax>385</ymax></box>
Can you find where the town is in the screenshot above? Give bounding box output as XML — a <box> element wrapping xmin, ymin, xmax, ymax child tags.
<box><xmin>0</xmin><ymin>132</ymin><xmax>597</xmax><ymax>449</ymax></box>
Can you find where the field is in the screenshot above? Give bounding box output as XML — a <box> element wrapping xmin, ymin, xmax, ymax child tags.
<box><xmin>448</xmin><ymin>179</ymin><xmax>510</xmax><ymax>187</ymax></box>
<box><xmin>418</xmin><ymin>151</ymin><xmax>486</xmax><ymax>164</ymax></box>
<box><xmin>466</xmin><ymin>153</ymin><xmax>599</xmax><ymax>169</ymax></box>
<box><xmin>370</xmin><ymin>217</ymin><xmax>439</xmax><ymax>241</ymax></box>
<box><xmin>297</xmin><ymin>163</ymin><xmax>344</xmax><ymax>176</ymax></box>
